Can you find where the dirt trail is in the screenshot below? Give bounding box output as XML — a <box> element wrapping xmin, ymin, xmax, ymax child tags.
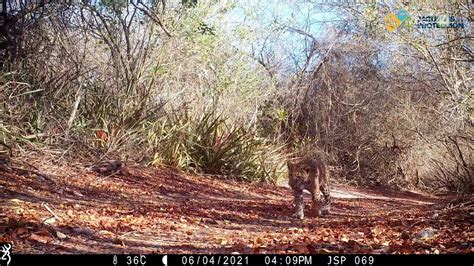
<box><xmin>0</xmin><ymin>165</ymin><xmax>472</xmax><ymax>254</ymax></box>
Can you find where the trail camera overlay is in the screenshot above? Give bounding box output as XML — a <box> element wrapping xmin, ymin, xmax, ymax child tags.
<box><xmin>0</xmin><ymin>243</ymin><xmax>11</xmax><ymax>266</ymax></box>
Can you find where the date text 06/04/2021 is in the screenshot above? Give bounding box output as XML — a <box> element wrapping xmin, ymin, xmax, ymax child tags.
<box><xmin>178</xmin><ymin>255</ymin><xmax>373</xmax><ymax>266</ymax></box>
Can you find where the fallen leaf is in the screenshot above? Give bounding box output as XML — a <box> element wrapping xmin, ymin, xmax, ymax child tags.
<box><xmin>72</xmin><ymin>227</ymin><xmax>94</xmax><ymax>236</ymax></box>
<box><xmin>292</xmin><ymin>244</ymin><xmax>309</xmax><ymax>253</ymax></box>
<box><xmin>15</xmin><ymin>227</ymin><xmax>27</xmax><ymax>235</ymax></box>
<box><xmin>340</xmin><ymin>234</ymin><xmax>350</xmax><ymax>242</ymax></box>
<box><xmin>43</xmin><ymin>217</ymin><xmax>56</xmax><ymax>225</ymax></box>
<box><xmin>319</xmin><ymin>248</ymin><xmax>332</xmax><ymax>253</ymax></box>
<box><xmin>401</xmin><ymin>231</ymin><xmax>410</xmax><ymax>240</ymax></box>
<box><xmin>56</xmin><ymin>231</ymin><xmax>67</xmax><ymax>239</ymax></box>
<box><xmin>98</xmin><ymin>230</ymin><xmax>114</xmax><ymax>236</ymax></box>
<box><xmin>169</xmin><ymin>224</ymin><xmax>178</xmax><ymax>230</ymax></box>
<box><xmin>372</xmin><ymin>226</ymin><xmax>385</xmax><ymax>236</ymax></box>
<box><xmin>10</xmin><ymin>199</ymin><xmax>23</xmax><ymax>203</ymax></box>
<box><xmin>29</xmin><ymin>234</ymin><xmax>52</xmax><ymax>244</ymax></box>
<box><xmin>113</xmin><ymin>238</ymin><xmax>124</xmax><ymax>245</ymax></box>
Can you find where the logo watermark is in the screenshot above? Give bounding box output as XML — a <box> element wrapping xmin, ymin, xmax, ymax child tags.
<box><xmin>0</xmin><ymin>243</ymin><xmax>11</xmax><ymax>266</ymax></box>
<box><xmin>385</xmin><ymin>9</ymin><xmax>466</xmax><ymax>32</ymax></box>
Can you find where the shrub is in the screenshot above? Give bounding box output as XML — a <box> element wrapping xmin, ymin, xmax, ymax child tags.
<box><xmin>149</xmin><ymin>108</ymin><xmax>286</xmax><ymax>183</ymax></box>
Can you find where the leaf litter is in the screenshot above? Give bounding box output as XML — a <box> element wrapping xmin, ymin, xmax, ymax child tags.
<box><xmin>0</xmin><ymin>165</ymin><xmax>472</xmax><ymax>254</ymax></box>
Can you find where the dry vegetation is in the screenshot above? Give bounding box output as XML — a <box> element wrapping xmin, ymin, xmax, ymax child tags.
<box><xmin>0</xmin><ymin>0</ymin><xmax>472</xmax><ymax>254</ymax></box>
<box><xmin>1</xmin><ymin>0</ymin><xmax>471</xmax><ymax>191</ymax></box>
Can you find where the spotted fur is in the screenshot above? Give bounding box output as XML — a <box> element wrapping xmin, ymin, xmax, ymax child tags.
<box><xmin>287</xmin><ymin>157</ymin><xmax>331</xmax><ymax>219</ymax></box>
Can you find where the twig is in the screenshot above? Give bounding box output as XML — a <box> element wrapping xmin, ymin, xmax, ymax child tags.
<box><xmin>21</xmin><ymin>133</ymin><xmax>47</xmax><ymax>140</ymax></box>
<box><xmin>66</xmin><ymin>83</ymin><xmax>84</xmax><ymax>138</ymax></box>
<box><xmin>43</xmin><ymin>203</ymin><xmax>61</xmax><ymax>221</ymax></box>
<box><xmin>132</xmin><ymin>1</ymin><xmax>172</xmax><ymax>37</ymax></box>
<box><xmin>96</xmin><ymin>169</ymin><xmax>122</xmax><ymax>181</ymax></box>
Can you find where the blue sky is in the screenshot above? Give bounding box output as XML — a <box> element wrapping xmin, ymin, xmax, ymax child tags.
<box><xmin>216</xmin><ymin>1</ymin><xmax>342</xmax><ymax>73</ymax></box>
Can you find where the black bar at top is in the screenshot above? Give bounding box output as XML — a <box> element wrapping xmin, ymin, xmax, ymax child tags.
<box><xmin>10</xmin><ymin>254</ymin><xmax>473</xmax><ymax>266</ymax></box>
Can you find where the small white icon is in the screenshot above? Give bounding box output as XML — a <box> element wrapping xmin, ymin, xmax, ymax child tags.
<box><xmin>113</xmin><ymin>255</ymin><xmax>118</xmax><ymax>266</ymax></box>
<box><xmin>162</xmin><ymin>255</ymin><xmax>168</xmax><ymax>266</ymax></box>
<box><xmin>0</xmin><ymin>244</ymin><xmax>11</xmax><ymax>266</ymax></box>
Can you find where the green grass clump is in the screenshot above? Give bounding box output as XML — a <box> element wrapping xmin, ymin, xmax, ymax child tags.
<box><xmin>149</xmin><ymin>109</ymin><xmax>286</xmax><ymax>183</ymax></box>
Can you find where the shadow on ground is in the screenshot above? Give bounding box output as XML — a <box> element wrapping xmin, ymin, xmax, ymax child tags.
<box><xmin>0</xmin><ymin>165</ymin><xmax>471</xmax><ymax>254</ymax></box>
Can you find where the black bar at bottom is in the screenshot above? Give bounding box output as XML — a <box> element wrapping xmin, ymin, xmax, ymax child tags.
<box><xmin>11</xmin><ymin>254</ymin><xmax>472</xmax><ymax>266</ymax></box>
